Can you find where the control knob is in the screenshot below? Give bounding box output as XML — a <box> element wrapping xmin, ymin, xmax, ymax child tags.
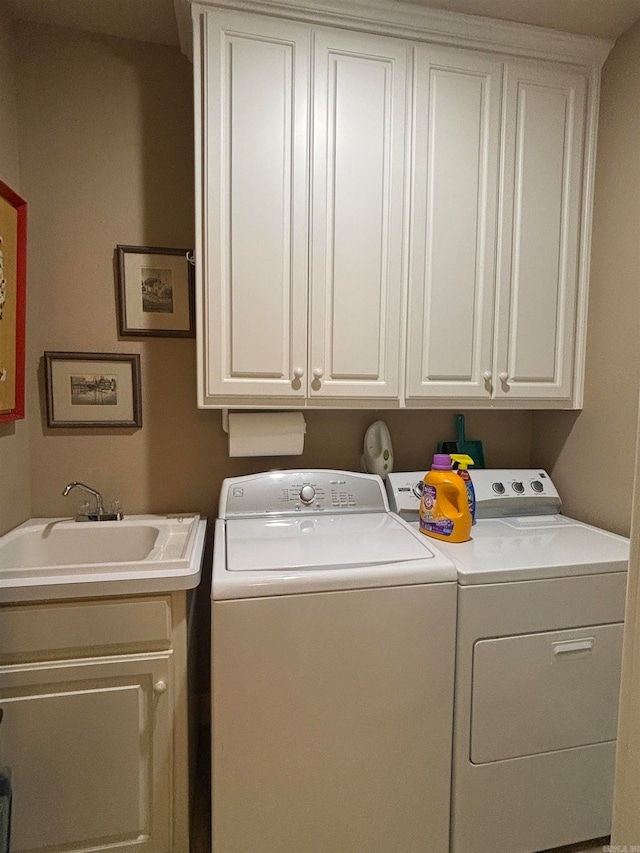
<box><xmin>299</xmin><ymin>485</ymin><xmax>316</xmax><ymax>505</ymax></box>
<box><xmin>512</xmin><ymin>481</ymin><xmax>524</xmax><ymax>494</ymax></box>
<box><xmin>492</xmin><ymin>482</ymin><xmax>505</xmax><ymax>494</ymax></box>
<box><xmin>531</xmin><ymin>480</ymin><xmax>544</xmax><ymax>493</ymax></box>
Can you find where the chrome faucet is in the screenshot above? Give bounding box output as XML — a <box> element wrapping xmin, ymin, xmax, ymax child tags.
<box><xmin>62</xmin><ymin>481</ymin><xmax>122</xmax><ymax>521</ymax></box>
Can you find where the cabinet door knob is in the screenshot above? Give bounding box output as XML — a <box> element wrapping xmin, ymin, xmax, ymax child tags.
<box><xmin>499</xmin><ymin>372</ymin><xmax>509</xmax><ymax>383</ymax></box>
<box><xmin>293</xmin><ymin>367</ymin><xmax>304</xmax><ymax>379</ymax></box>
<box><xmin>312</xmin><ymin>368</ymin><xmax>324</xmax><ymax>380</ymax></box>
<box><xmin>153</xmin><ymin>680</ymin><xmax>167</xmax><ymax>694</ymax></box>
<box><xmin>482</xmin><ymin>371</ymin><xmax>492</xmax><ymax>382</ymax></box>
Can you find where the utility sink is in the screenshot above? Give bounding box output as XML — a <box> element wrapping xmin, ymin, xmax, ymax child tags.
<box><xmin>0</xmin><ymin>515</ymin><xmax>207</xmax><ymax>602</ymax></box>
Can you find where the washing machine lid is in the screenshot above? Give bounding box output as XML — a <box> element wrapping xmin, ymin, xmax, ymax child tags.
<box><xmin>226</xmin><ymin>512</ymin><xmax>438</xmax><ymax>571</ymax></box>
<box><xmin>214</xmin><ymin>513</ymin><xmax>457</xmax><ymax>599</ymax></box>
<box><xmin>432</xmin><ymin>515</ymin><xmax>629</xmax><ymax>584</ymax></box>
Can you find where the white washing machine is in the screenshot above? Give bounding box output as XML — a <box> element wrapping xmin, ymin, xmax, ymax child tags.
<box><xmin>386</xmin><ymin>469</ymin><xmax>630</xmax><ymax>853</ymax></box>
<box><xmin>211</xmin><ymin>469</ymin><xmax>457</xmax><ymax>853</ymax></box>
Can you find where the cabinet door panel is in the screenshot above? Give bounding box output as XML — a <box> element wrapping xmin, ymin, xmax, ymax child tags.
<box><xmin>310</xmin><ymin>30</ymin><xmax>407</xmax><ymax>398</ymax></box>
<box><xmin>495</xmin><ymin>63</ymin><xmax>586</xmax><ymax>400</ymax></box>
<box><xmin>407</xmin><ymin>47</ymin><xmax>501</xmax><ymax>400</ymax></box>
<box><xmin>0</xmin><ymin>654</ymin><xmax>171</xmax><ymax>853</ymax></box>
<box><xmin>200</xmin><ymin>11</ymin><xmax>309</xmax><ymax>398</ymax></box>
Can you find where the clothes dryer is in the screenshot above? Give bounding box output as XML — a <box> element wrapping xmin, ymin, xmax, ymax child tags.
<box><xmin>386</xmin><ymin>469</ymin><xmax>630</xmax><ymax>853</ymax></box>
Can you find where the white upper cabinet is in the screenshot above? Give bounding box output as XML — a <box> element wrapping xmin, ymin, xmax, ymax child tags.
<box><xmin>192</xmin><ymin>1</ymin><xmax>606</xmax><ymax>409</ymax></box>
<box><xmin>196</xmin><ymin>11</ymin><xmax>407</xmax><ymax>404</ymax></box>
<box><xmin>406</xmin><ymin>46</ymin><xmax>502</xmax><ymax>401</ymax></box>
<box><xmin>197</xmin><ymin>11</ymin><xmax>310</xmax><ymax>401</ymax></box>
<box><xmin>494</xmin><ymin>62</ymin><xmax>587</xmax><ymax>402</ymax></box>
<box><xmin>407</xmin><ymin>54</ymin><xmax>588</xmax><ymax>406</ymax></box>
<box><xmin>309</xmin><ymin>29</ymin><xmax>408</xmax><ymax>399</ymax></box>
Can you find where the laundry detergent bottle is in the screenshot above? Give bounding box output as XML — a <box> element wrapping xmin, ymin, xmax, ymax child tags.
<box><xmin>450</xmin><ymin>453</ymin><xmax>476</xmax><ymax>524</ymax></box>
<box><xmin>419</xmin><ymin>454</ymin><xmax>472</xmax><ymax>543</ymax></box>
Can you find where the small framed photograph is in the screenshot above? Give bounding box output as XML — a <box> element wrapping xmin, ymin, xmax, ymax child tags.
<box><xmin>44</xmin><ymin>352</ymin><xmax>142</xmax><ymax>428</ymax></box>
<box><xmin>116</xmin><ymin>244</ymin><xmax>195</xmax><ymax>337</ymax></box>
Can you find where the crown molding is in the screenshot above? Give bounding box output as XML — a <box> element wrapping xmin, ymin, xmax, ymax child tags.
<box><xmin>181</xmin><ymin>0</ymin><xmax>613</xmax><ymax>67</ymax></box>
<box><xmin>174</xmin><ymin>0</ymin><xmax>194</xmax><ymax>58</ymax></box>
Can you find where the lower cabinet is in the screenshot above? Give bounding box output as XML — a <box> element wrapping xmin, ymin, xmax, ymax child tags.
<box><xmin>0</xmin><ymin>594</ymin><xmax>190</xmax><ymax>853</ymax></box>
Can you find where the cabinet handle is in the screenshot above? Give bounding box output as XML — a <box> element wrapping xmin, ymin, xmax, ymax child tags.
<box><xmin>0</xmin><ymin>708</ymin><xmax>3</xmax><ymax>725</ymax></box>
<box><xmin>153</xmin><ymin>680</ymin><xmax>167</xmax><ymax>694</ymax></box>
<box><xmin>293</xmin><ymin>367</ymin><xmax>304</xmax><ymax>379</ymax></box>
<box><xmin>312</xmin><ymin>368</ymin><xmax>324</xmax><ymax>380</ymax></box>
<box><xmin>482</xmin><ymin>371</ymin><xmax>492</xmax><ymax>382</ymax></box>
<box><xmin>499</xmin><ymin>372</ymin><xmax>509</xmax><ymax>383</ymax></box>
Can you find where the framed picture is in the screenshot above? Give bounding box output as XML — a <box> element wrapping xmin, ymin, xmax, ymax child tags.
<box><xmin>116</xmin><ymin>244</ymin><xmax>195</xmax><ymax>337</ymax></box>
<box><xmin>44</xmin><ymin>352</ymin><xmax>142</xmax><ymax>428</ymax></box>
<box><xmin>0</xmin><ymin>180</ymin><xmax>27</xmax><ymax>423</ymax></box>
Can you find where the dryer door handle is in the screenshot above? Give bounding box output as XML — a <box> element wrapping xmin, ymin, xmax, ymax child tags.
<box><xmin>553</xmin><ymin>637</ymin><xmax>595</xmax><ymax>656</ymax></box>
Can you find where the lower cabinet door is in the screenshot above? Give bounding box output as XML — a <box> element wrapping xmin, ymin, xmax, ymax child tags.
<box><xmin>0</xmin><ymin>653</ymin><xmax>172</xmax><ymax>853</ymax></box>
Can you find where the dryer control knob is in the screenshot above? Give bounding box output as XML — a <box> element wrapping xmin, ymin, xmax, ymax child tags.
<box><xmin>512</xmin><ymin>481</ymin><xmax>525</xmax><ymax>493</ymax></box>
<box><xmin>531</xmin><ymin>480</ymin><xmax>544</xmax><ymax>493</ymax></box>
<box><xmin>300</xmin><ymin>485</ymin><xmax>316</xmax><ymax>505</ymax></box>
<box><xmin>492</xmin><ymin>482</ymin><xmax>505</xmax><ymax>494</ymax></box>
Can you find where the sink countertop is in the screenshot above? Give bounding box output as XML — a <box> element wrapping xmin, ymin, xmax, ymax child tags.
<box><xmin>0</xmin><ymin>515</ymin><xmax>207</xmax><ymax>603</ymax></box>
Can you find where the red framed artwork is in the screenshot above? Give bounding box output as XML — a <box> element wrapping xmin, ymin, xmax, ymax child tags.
<box><xmin>0</xmin><ymin>180</ymin><xmax>26</xmax><ymax>423</ymax></box>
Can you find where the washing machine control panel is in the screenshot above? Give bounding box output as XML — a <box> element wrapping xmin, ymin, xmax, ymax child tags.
<box><xmin>221</xmin><ymin>469</ymin><xmax>390</xmax><ymax>518</ymax></box>
<box><xmin>386</xmin><ymin>469</ymin><xmax>561</xmax><ymax>520</ymax></box>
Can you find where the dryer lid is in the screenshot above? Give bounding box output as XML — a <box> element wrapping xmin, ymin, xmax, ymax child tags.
<box><xmin>432</xmin><ymin>515</ymin><xmax>629</xmax><ymax>584</ymax></box>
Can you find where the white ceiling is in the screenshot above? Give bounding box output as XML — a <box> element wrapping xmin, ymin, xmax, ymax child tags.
<box><xmin>3</xmin><ymin>0</ymin><xmax>640</xmax><ymax>44</ymax></box>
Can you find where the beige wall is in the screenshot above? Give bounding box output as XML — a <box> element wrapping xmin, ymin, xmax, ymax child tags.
<box><xmin>532</xmin><ymin>20</ymin><xmax>640</xmax><ymax>537</ymax></box>
<box><xmin>10</xmin><ymin>20</ymin><xmax>533</xmax><ymax>525</ymax></box>
<box><xmin>15</xmin><ymin>22</ymin><xmax>202</xmax><ymax>520</ymax></box>
<box><xmin>0</xmin><ymin>11</ymin><xmax>31</xmax><ymax>536</ymax></box>
<box><xmin>604</xmin><ymin>21</ymin><xmax>640</xmax><ymax>844</ymax></box>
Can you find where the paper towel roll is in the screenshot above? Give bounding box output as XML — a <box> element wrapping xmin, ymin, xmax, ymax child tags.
<box><xmin>228</xmin><ymin>412</ymin><xmax>306</xmax><ymax>457</ymax></box>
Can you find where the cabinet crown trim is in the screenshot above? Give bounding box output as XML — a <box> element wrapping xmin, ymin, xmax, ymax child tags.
<box><xmin>180</xmin><ymin>0</ymin><xmax>613</xmax><ymax>66</ymax></box>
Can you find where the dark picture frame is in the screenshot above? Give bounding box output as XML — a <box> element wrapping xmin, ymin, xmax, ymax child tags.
<box><xmin>116</xmin><ymin>244</ymin><xmax>195</xmax><ymax>337</ymax></box>
<box><xmin>44</xmin><ymin>351</ymin><xmax>142</xmax><ymax>428</ymax></box>
<box><xmin>0</xmin><ymin>180</ymin><xmax>27</xmax><ymax>423</ymax></box>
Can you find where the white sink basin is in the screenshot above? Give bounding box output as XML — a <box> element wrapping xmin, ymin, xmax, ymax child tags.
<box><xmin>0</xmin><ymin>515</ymin><xmax>207</xmax><ymax>602</ymax></box>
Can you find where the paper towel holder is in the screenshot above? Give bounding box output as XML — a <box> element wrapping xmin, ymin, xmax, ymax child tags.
<box><xmin>221</xmin><ymin>408</ymin><xmax>306</xmax><ymax>436</ymax></box>
<box><xmin>223</xmin><ymin>408</ymin><xmax>303</xmax><ymax>433</ymax></box>
<box><xmin>225</xmin><ymin>411</ymin><xmax>307</xmax><ymax>457</ymax></box>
